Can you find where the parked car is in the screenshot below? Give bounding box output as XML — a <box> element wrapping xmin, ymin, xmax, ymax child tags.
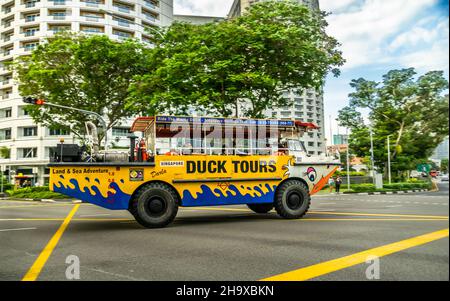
<box><xmin>441</xmin><ymin>174</ymin><xmax>449</xmax><ymax>182</ymax></box>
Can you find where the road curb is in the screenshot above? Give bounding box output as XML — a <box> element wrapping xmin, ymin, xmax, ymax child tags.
<box><xmin>344</xmin><ymin>189</ymin><xmax>430</xmax><ymax>196</ymax></box>
<box><xmin>2</xmin><ymin>197</ymin><xmax>80</xmax><ymax>204</ymax></box>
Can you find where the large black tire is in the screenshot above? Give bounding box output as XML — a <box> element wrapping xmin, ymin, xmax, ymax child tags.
<box><xmin>274</xmin><ymin>180</ymin><xmax>310</xmax><ymax>219</ymax></box>
<box><xmin>247</xmin><ymin>203</ymin><xmax>274</xmax><ymax>214</ymax></box>
<box><xmin>129</xmin><ymin>182</ymin><xmax>179</xmax><ymax>228</ymax></box>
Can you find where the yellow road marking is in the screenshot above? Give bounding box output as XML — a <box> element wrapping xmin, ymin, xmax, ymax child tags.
<box><xmin>0</xmin><ymin>218</ymin><xmax>133</xmax><ymax>222</ymax></box>
<box><xmin>298</xmin><ymin>218</ymin><xmax>448</xmax><ymax>222</ymax></box>
<box><xmin>22</xmin><ymin>204</ymin><xmax>80</xmax><ymax>281</ymax></box>
<box><xmin>182</xmin><ymin>207</ymin><xmax>448</xmax><ymax>220</ymax></box>
<box><xmin>0</xmin><ymin>217</ymin><xmax>446</xmax><ymax>222</ymax></box>
<box><xmin>309</xmin><ymin>211</ymin><xmax>448</xmax><ymax>220</ymax></box>
<box><xmin>261</xmin><ymin>228</ymin><xmax>449</xmax><ymax>281</ymax></box>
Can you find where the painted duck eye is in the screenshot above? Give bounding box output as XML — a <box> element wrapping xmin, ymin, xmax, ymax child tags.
<box><xmin>306</xmin><ymin>167</ymin><xmax>317</xmax><ymax>182</ymax></box>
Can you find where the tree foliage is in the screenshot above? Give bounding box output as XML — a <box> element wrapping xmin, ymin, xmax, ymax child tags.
<box><xmin>13</xmin><ymin>33</ymin><xmax>151</xmax><ymax>144</ymax></box>
<box><xmin>129</xmin><ymin>0</ymin><xmax>344</xmax><ymax>118</ymax></box>
<box><xmin>338</xmin><ymin>68</ymin><xmax>449</xmax><ymax>175</ymax></box>
<box><xmin>441</xmin><ymin>158</ymin><xmax>449</xmax><ymax>174</ymax></box>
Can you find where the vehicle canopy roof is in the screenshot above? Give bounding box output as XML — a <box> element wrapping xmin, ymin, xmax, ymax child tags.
<box><xmin>131</xmin><ymin>116</ymin><xmax>319</xmax><ymax>133</ymax></box>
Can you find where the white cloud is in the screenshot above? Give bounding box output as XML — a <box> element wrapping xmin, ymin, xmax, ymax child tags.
<box><xmin>174</xmin><ymin>0</ymin><xmax>234</xmax><ymax>17</ymax></box>
<box><xmin>324</xmin><ymin>0</ymin><xmax>439</xmax><ymax>69</ymax></box>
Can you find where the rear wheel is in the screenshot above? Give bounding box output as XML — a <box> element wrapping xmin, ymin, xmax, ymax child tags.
<box><xmin>129</xmin><ymin>182</ymin><xmax>179</xmax><ymax>228</ymax></box>
<box><xmin>274</xmin><ymin>180</ymin><xmax>310</xmax><ymax>219</ymax></box>
<box><xmin>247</xmin><ymin>203</ymin><xmax>274</xmax><ymax>214</ymax></box>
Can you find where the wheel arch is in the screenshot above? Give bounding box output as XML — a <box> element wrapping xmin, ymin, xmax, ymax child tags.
<box><xmin>128</xmin><ymin>180</ymin><xmax>182</xmax><ymax>210</ymax></box>
<box><xmin>276</xmin><ymin>177</ymin><xmax>310</xmax><ymax>196</ymax></box>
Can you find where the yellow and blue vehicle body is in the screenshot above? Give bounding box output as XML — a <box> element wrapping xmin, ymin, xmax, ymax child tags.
<box><xmin>49</xmin><ymin>155</ymin><xmax>339</xmax><ymax>210</ymax></box>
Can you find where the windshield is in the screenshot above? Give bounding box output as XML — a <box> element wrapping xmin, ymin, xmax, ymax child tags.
<box><xmin>288</xmin><ymin>140</ymin><xmax>307</xmax><ymax>153</ymax></box>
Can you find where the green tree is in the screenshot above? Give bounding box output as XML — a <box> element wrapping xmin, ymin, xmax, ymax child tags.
<box><xmin>0</xmin><ymin>147</ymin><xmax>10</xmax><ymax>159</ymax></box>
<box><xmin>130</xmin><ymin>0</ymin><xmax>344</xmax><ymax>118</ymax></box>
<box><xmin>13</xmin><ymin>33</ymin><xmax>150</xmax><ymax>145</ymax></box>
<box><xmin>441</xmin><ymin>158</ymin><xmax>449</xmax><ymax>174</ymax></box>
<box><xmin>338</xmin><ymin>68</ymin><xmax>449</xmax><ymax>177</ymax></box>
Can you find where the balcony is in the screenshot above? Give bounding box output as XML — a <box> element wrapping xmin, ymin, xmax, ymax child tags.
<box><xmin>143</xmin><ymin>1</ymin><xmax>158</xmax><ymax>10</ymax></box>
<box><xmin>25</xmin><ymin>16</ymin><xmax>39</xmax><ymax>23</ymax></box>
<box><xmin>51</xmin><ymin>0</ymin><xmax>67</xmax><ymax>5</ymax></box>
<box><xmin>24</xmin><ymin>31</ymin><xmax>38</xmax><ymax>37</ymax></box>
<box><xmin>84</xmin><ymin>16</ymin><xmax>102</xmax><ymax>22</ymax></box>
<box><xmin>115</xmin><ymin>20</ymin><xmax>131</xmax><ymax>27</ymax></box>
<box><xmin>114</xmin><ymin>6</ymin><xmax>132</xmax><ymax>14</ymax></box>
<box><xmin>143</xmin><ymin>14</ymin><xmax>156</xmax><ymax>22</ymax></box>
<box><xmin>51</xmin><ymin>15</ymin><xmax>67</xmax><ymax>20</ymax></box>
<box><xmin>2</xmin><ymin>79</ymin><xmax>12</xmax><ymax>86</ymax></box>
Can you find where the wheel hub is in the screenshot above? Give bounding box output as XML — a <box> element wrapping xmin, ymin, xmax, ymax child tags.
<box><xmin>148</xmin><ymin>197</ymin><xmax>165</xmax><ymax>214</ymax></box>
<box><xmin>287</xmin><ymin>192</ymin><xmax>302</xmax><ymax>210</ymax></box>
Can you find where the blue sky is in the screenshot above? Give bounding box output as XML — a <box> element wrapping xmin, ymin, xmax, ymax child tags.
<box><xmin>174</xmin><ymin>0</ymin><xmax>449</xmax><ymax>142</ymax></box>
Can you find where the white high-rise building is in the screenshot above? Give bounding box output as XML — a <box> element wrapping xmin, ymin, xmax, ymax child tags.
<box><xmin>228</xmin><ymin>0</ymin><xmax>326</xmax><ymax>156</ymax></box>
<box><xmin>0</xmin><ymin>0</ymin><xmax>173</xmax><ymax>185</ymax></box>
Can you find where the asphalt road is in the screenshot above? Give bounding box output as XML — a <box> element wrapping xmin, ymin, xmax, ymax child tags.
<box><xmin>0</xmin><ymin>183</ymin><xmax>448</xmax><ymax>281</ymax></box>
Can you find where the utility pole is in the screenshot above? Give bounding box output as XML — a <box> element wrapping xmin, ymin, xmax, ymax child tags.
<box><xmin>346</xmin><ymin>128</ymin><xmax>350</xmax><ymax>191</ymax></box>
<box><xmin>387</xmin><ymin>135</ymin><xmax>392</xmax><ymax>184</ymax></box>
<box><xmin>370</xmin><ymin>128</ymin><xmax>375</xmax><ymax>184</ymax></box>
<box><xmin>329</xmin><ymin>115</ymin><xmax>333</xmax><ymax>147</ymax></box>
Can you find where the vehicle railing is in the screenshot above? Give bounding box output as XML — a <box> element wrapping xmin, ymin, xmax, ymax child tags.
<box><xmin>155</xmin><ymin>147</ymin><xmax>291</xmax><ymax>156</ymax></box>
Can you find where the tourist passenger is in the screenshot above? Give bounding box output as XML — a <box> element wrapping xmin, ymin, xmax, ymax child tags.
<box><xmin>328</xmin><ymin>177</ymin><xmax>335</xmax><ymax>193</ymax></box>
<box><xmin>335</xmin><ymin>176</ymin><xmax>342</xmax><ymax>194</ymax></box>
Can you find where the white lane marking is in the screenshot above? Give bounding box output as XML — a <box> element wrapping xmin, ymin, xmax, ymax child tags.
<box><xmin>87</xmin><ymin>268</ymin><xmax>148</xmax><ymax>281</ymax></box>
<box><xmin>386</xmin><ymin>205</ymin><xmax>403</xmax><ymax>208</ymax></box>
<box><xmin>0</xmin><ymin>227</ymin><xmax>37</xmax><ymax>232</ymax></box>
<box><xmin>318</xmin><ymin>203</ymin><xmax>336</xmax><ymax>205</ymax></box>
<box><xmin>79</xmin><ymin>214</ymin><xmax>111</xmax><ymax>217</ymax></box>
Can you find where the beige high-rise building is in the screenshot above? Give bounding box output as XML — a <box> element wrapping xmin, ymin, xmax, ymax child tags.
<box><xmin>228</xmin><ymin>0</ymin><xmax>326</xmax><ymax>156</ymax></box>
<box><xmin>0</xmin><ymin>0</ymin><xmax>173</xmax><ymax>186</ymax></box>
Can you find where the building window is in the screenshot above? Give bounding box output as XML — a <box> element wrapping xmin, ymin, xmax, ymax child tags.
<box><xmin>25</xmin><ymin>0</ymin><xmax>40</xmax><ymax>8</ymax></box>
<box><xmin>308</xmin><ymin>141</ymin><xmax>314</xmax><ymax>147</ymax></box>
<box><xmin>0</xmin><ymin>108</ymin><xmax>12</xmax><ymax>118</ymax></box>
<box><xmin>23</xmin><ymin>127</ymin><xmax>38</xmax><ymax>137</ymax></box>
<box><xmin>112</xmin><ymin>127</ymin><xmax>130</xmax><ymax>137</ymax></box>
<box><xmin>48</xmin><ymin>128</ymin><xmax>69</xmax><ymax>136</ymax></box>
<box><xmin>24</xmin><ymin>27</ymin><xmax>39</xmax><ymax>36</ymax></box>
<box><xmin>81</xmin><ymin>26</ymin><xmax>103</xmax><ymax>33</ymax></box>
<box><xmin>0</xmin><ymin>128</ymin><xmax>12</xmax><ymax>141</ymax></box>
<box><xmin>50</xmin><ymin>11</ymin><xmax>66</xmax><ymax>20</ymax></box>
<box><xmin>113</xmin><ymin>30</ymin><xmax>132</xmax><ymax>38</ymax></box>
<box><xmin>45</xmin><ymin>147</ymin><xmax>57</xmax><ymax>159</ymax></box>
<box><xmin>52</xmin><ymin>0</ymin><xmax>66</xmax><ymax>5</ymax></box>
<box><xmin>25</xmin><ymin>14</ymin><xmax>39</xmax><ymax>22</ymax></box>
<box><xmin>18</xmin><ymin>147</ymin><xmax>38</xmax><ymax>159</ymax></box>
<box><xmin>24</xmin><ymin>42</ymin><xmax>38</xmax><ymax>51</ymax></box>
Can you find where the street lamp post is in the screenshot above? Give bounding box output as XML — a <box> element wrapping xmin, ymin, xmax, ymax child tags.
<box><xmin>387</xmin><ymin>135</ymin><xmax>392</xmax><ymax>185</ymax></box>
<box><xmin>345</xmin><ymin>128</ymin><xmax>350</xmax><ymax>191</ymax></box>
<box><xmin>23</xmin><ymin>98</ymin><xmax>109</xmax><ymax>151</ymax></box>
<box><xmin>369</xmin><ymin>127</ymin><xmax>375</xmax><ymax>185</ymax></box>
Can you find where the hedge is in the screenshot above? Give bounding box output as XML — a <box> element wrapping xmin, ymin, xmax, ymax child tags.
<box><xmin>335</xmin><ymin>171</ymin><xmax>367</xmax><ymax>177</ymax></box>
<box><xmin>347</xmin><ymin>182</ymin><xmax>431</xmax><ymax>193</ymax></box>
<box><xmin>6</xmin><ymin>186</ymin><xmax>70</xmax><ymax>199</ymax></box>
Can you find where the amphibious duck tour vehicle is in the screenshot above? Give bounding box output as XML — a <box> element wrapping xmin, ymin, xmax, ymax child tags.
<box><xmin>49</xmin><ymin>115</ymin><xmax>340</xmax><ymax>228</ymax></box>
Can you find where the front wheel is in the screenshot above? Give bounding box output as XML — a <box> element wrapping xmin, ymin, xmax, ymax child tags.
<box><xmin>274</xmin><ymin>180</ymin><xmax>310</xmax><ymax>219</ymax></box>
<box><xmin>129</xmin><ymin>182</ymin><xmax>179</xmax><ymax>228</ymax></box>
<box><xmin>247</xmin><ymin>203</ymin><xmax>274</xmax><ymax>214</ymax></box>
